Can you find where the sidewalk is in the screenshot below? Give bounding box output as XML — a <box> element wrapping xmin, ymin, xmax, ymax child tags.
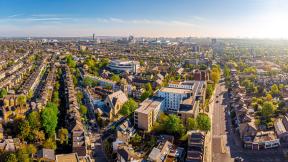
<box><xmin>204</xmin><ymin>84</ymin><xmax>219</xmax><ymax>162</ymax></box>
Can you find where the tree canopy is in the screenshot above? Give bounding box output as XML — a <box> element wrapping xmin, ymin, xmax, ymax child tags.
<box><xmin>0</xmin><ymin>88</ymin><xmax>7</xmax><ymax>98</ymax></box>
<box><xmin>41</xmin><ymin>102</ymin><xmax>58</xmax><ymax>136</ymax></box>
<box><xmin>120</xmin><ymin>98</ymin><xmax>138</xmax><ymax>116</ymax></box>
<box><xmin>156</xmin><ymin>114</ymin><xmax>185</xmax><ymax>136</ymax></box>
<box><xmin>196</xmin><ymin>113</ymin><xmax>211</xmax><ymax>132</ymax></box>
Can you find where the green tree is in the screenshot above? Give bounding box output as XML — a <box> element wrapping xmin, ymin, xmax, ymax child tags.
<box><xmin>17</xmin><ymin>95</ymin><xmax>27</xmax><ymax>112</ymax></box>
<box><xmin>223</xmin><ymin>65</ymin><xmax>231</xmax><ymax>79</ymax></box>
<box><xmin>140</xmin><ymin>91</ymin><xmax>151</xmax><ymax>101</ymax></box>
<box><xmin>261</xmin><ymin>101</ymin><xmax>276</xmax><ymax>118</ymax></box>
<box><xmin>5</xmin><ymin>153</ymin><xmax>17</xmax><ymax>162</ymax></box>
<box><xmin>145</xmin><ymin>83</ymin><xmax>153</xmax><ymax>92</ymax></box>
<box><xmin>206</xmin><ymin>84</ymin><xmax>214</xmax><ymax>99</ymax></box>
<box><xmin>271</xmin><ymin>84</ymin><xmax>280</xmax><ymax>96</ymax></box>
<box><xmin>120</xmin><ymin>99</ymin><xmax>138</xmax><ymax>116</ymax></box>
<box><xmin>77</xmin><ymin>91</ymin><xmax>84</xmax><ymax>103</ymax></box>
<box><xmin>79</xmin><ymin>104</ymin><xmax>88</xmax><ymax>115</ymax></box>
<box><xmin>66</xmin><ymin>55</ymin><xmax>76</xmax><ymax>68</ymax></box>
<box><xmin>187</xmin><ymin>117</ymin><xmax>198</xmax><ymax>130</ymax></box>
<box><xmin>27</xmin><ymin>111</ymin><xmax>41</xmax><ymax>130</ymax></box>
<box><xmin>43</xmin><ymin>138</ymin><xmax>57</xmax><ymax>150</ymax></box>
<box><xmin>18</xmin><ymin>120</ymin><xmax>31</xmax><ymax>140</ymax></box>
<box><xmin>83</xmin><ymin>77</ymin><xmax>94</xmax><ymax>87</ymax></box>
<box><xmin>157</xmin><ymin>114</ymin><xmax>185</xmax><ymax>136</ymax></box>
<box><xmin>111</xmin><ymin>74</ymin><xmax>120</xmax><ymax>82</ymax></box>
<box><xmin>0</xmin><ymin>88</ymin><xmax>7</xmax><ymax>98</ymax></box>
<box><xmin>130</xmin><ymin>133</ymin><xmax>142</xmax><ymax>146</ymax></box>
<box><xmin>196</xmin><ymin>113</ymin><xmax>211</xmax><ymax>132</ymax></box>
<box><xmin>58</xmin><ymin>128</ymin><xmax>69</xmax><ymax>145</ymax></box>
<box><xmin>41</xmin><ymin>103</ymin><xmax>58</xmax><ymax>136</ymax></box>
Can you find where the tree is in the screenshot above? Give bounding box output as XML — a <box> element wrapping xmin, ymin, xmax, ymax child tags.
<box><xmin>41</xmin><ymin>103</ymin><xmax>58</xmax><ymax>136</ymax></box>
<box><xmin>206</xmin><ymin>84</ymin><xmax>214</xmax><ymax>99</ymax></box>
<box><xmin>145</xmin><ymin>83</ymin><xmax>153</xmax><ymax>92</ymax></box>
<box><xmin>17</xmin><ymin>95</ymin><xmax>26</xmax><ymax>112</ymax></box>
<box><xmin>223</xmin><ymin>65</ymin><xmax>231</xmax><ymax>79</ymax></box>
<box><xmin>261</xmin><ymin>101</ymin><xmax>275</xmax><ymax>118</ymax></box>
<box><xmin>111</xmin><ymin>74</ymin><xmax>120</xmax><ymax>82</ymax></box>
<box><xmin>18</xmin><ymin>120</ymin><xmax>31</xmax><ymax>140</ymax></box>
<box><xmin>58</xmin><ymin>128</ymin><xmax>69</xmax><ymax>145</ymax></box>
<box><xmin>130</xmin><ymin>133</ymin><xmax>142</xmax><ymax>146</ymax></box>
<box><xmin>83</xmin><ymin>77</ymin><xmax>94</xmax><ymax>87</ymax></box>
<box><xmin>32</xmin><ymin>130</ymin><xmax>45</xmax><ymax>143</ymax></box>
<box><xmin>0</xmin><ymin>88</ymin><xmax>7</xmax><ymax>98</ymax></box>
<box><xmin>120</xmin><ymin>99</ymin><xmax>138</xmax><ymax>116</ymax></box>
<box><xmin>4</xmin><ymin>153</ymin><xmax>17</xmax><ymax>162</ymax></box>
<box><xmin>140</xmin><ymin>91</ymin><xmax>151</xmax><ymax>101</ymax></box>
<box><xmin>43</xmin><ymin>138</ymin><xmax>57</xmax><ymax>150</ymax></box>
<box><xmin>66</xmin><ymin>55</ymin><xmax>76</xmax><ymax>68</ymax></box>
<box><xmin>271</xmin><ymin>84</ymin><xmax>280</xmax><ymax>96</ymax></box>
<box><xmin>27</xmin><ymin>111</ymin><xmax>41</xmax><ymax>130</ymax></box>
<box><xmin>196</xmin><ymin>113</ymin><xmax>211</xmax><ymax>132</ymax></box>
<box><xmin>157</xmin><ymin>114</ymin><xmax>185</xmax><ymax>136</ymax></box>
<box><xmin>210</xmin><ymin>69</ymin><xmax>220</xmax><ymax>84</ymax></box>
<box><xmin>266</xmin><ymin>93</ymin><xmax>273</xmax><ymax>101</ymax></box>
<box><xmin>77</xmin><ymin>91</ymin><xmax>84</xmax><ymax>103</ymax></box>
<box><xmin>79</xmin><ymin>104</ymin><xmax>88</xmax><ymax>115</ymax></box>
<box><xmin>187</xmin><ymin>117</ymin><xmax>198</xmax><ymax>130</ymax></box>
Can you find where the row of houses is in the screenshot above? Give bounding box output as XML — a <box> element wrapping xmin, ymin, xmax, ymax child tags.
<box><xmin>18</xmin><ymin>56</ymin><xmax>49</xmax><ymax>95</ymax></box>
<box><xmin>230</xmin><ymin>72</ymin><xmax>280</xmax><ymax>150</ymax></box>
<box><xmin>63</xmin><ymin>65</ymin><xmax>89</xmax><ymax>159</ymax></box>
<box><xmin>0</xmin><ymin>63</ymin><xmax>33</xmax><ymax>91</ymax></box>
<box><xmin>35</xmin><ymin>65</ymin><xmax>56</xmax><ymax>110</ymax></box>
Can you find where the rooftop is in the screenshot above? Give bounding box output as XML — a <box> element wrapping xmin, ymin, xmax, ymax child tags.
<box><xmin>135</xmin><ymin>96</ymin><xmax>164</xmax><ymax>114</ymax></box>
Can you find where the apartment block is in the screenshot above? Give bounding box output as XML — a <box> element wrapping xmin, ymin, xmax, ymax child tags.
<box><xmin>134</xmin><ymin>96</ymin><xmax>164</xmax><ymax>131</ymax></box>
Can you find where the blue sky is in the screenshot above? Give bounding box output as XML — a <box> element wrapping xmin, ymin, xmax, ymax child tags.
<box><xmin>1</xmin><ymin>0</ymin><xmax>288</xmax><ymax>38</ymax></box>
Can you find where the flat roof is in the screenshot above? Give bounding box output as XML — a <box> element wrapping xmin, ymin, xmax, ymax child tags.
<box><xmin>55</xmin><ymin>153</ymin><xmax>79</xmax><ymax>162</ymax></box>
<box><xmin>160</xmin><ymin>87</ymin><xmax>192</xmax><ymax>94</ymax></box>
<box><xmin>135</xmin><ymin>96</ymin><xmax>164</xmax><ymax>114</ymax></box>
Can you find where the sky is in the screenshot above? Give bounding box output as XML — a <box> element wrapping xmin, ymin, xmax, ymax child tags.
<box><xmin>1</xmin><ymin>0</ymin><xmax>288</xmax><ymax>38</ymax></box>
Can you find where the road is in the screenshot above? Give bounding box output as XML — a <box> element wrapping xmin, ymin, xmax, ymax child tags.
<box><xmin>212</xmin><ymin>82</ymin><xmax>287</xmax><ymax>162</ymax></box>
<box><xmin>80</xmin><ymin>70</ymin><xmax>108</xmax><ymax>162</ymax></box>
<box><xmin>212</xmin><ymin>82</ymin><xmax>233</xmax><ymax>162</ymax></box>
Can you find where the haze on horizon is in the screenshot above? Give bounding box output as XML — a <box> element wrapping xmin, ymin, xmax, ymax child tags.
<box><xmin>1</xmin><ymin>0</ymin><xmax>288</xmax><ymax>38</ymax></box>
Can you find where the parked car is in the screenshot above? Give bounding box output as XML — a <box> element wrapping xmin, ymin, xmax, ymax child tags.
<box><xmin>234</xmin><ymin>157</ymin><xmax>244</xmax><ymax>162</ymax></box>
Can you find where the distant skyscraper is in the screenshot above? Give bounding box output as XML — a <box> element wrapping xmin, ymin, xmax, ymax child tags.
<box><xmin>92</xmin><ymin>34</ymin><xmax>95</xmax><ymax>41</ymax></box>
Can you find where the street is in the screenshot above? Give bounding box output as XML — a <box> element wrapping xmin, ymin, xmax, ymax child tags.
<box><xmin>212</xmin><ymin>82</ymin><xmax>287</xmax><ymax>162</ymax></box>
<box><xmin>212</xmin><ymin>82</ymin><xmax>233</xmax><ymax>162</ymax></box>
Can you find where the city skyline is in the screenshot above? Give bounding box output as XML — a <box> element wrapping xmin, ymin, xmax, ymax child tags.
<box><xmin>1</xmin><ymin>0</ymin><xmax>288</xmax><ymax>38</ymax></box>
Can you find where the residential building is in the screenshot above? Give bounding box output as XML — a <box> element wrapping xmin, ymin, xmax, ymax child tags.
<box><xmin>134</xmin><ymin>96</ymin><xmax>164</xmax><ymax>131</ymax></box>
<box><xmin>36</xmin><ymin>148</ymin><xmax>55</xmax><ymax>162</ymax></box>
<box><xmin>56</xmin><ymin>153</ymin><xmax>79</xmax><ymax>162</ymax></box>
<box><xmin>186</xmin><ymin>131</ymin><xmax>205</xmax><ymax>162</ymax></box>
<box><xmin>117</xmin><ymin>146</ymin><xmax>142</xmax><ymax>162</ymax></box>
<box><xmin>147</xmin><ymin>140</ymin><xmax>183</xmax><ymax>162</ymax></box>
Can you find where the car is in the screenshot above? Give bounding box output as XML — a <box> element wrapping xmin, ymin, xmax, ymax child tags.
<box><xmin>234</xmin><ymin>157</ymin><xmax>244</xmax><ymax>162</ymax></box>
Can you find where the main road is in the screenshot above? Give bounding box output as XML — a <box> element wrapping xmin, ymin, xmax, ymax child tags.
<box><xmin>212</xmin><ymin>82</ymin><xmax>233</xmax><ymax>162</ymax></box>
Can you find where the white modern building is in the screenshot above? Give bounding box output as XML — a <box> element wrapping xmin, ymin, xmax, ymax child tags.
<box><xmin>108</xmin><ymin>60</ymin><xmax>140</xmax><ymax>73</ymax></box>
<box><xmin>157</xmin><ymin>81</ymin><xmax>205</xmax><ymax>112</ymax></box>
